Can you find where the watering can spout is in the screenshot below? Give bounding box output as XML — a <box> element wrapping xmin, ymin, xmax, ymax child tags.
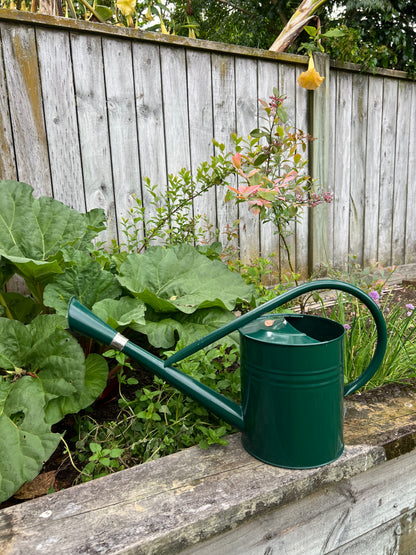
<box><xmin>67</xmin><ymin>298</ymin><xmax>245</xmax><ymax>431</ymax></box>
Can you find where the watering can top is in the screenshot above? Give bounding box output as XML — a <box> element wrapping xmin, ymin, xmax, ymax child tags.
<box><xmin>239</xmin><ymin>313</ymin><xmax>345</xmax><ymax>346</ymax></box>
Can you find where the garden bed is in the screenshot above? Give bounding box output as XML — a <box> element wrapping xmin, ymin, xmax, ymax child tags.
<box><xmin>1</xmin><ymin>279</ymin><xmax>415</xmax><ymax>510</ymax></box>
<box><xmin>1</xmin><ymin>379</ymin><xmax>416</xmax><ymax>553</ymax></box>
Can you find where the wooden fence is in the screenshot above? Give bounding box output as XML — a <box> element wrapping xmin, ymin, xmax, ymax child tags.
<box><xmin>0</xmin><ymin>10</ymin><xmax>415</xmax><ymax>276</ymax></box>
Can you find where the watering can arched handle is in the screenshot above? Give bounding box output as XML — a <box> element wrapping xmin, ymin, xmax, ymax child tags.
<box><xmin>166</xmin><ymin>279</ymin><xmax>388</xmax><ymax>396</ymax></box>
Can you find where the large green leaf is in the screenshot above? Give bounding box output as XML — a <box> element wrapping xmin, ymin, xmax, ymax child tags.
<box><xmin>0</xmin><ymin>181</ymin><xmax>106</xmax><ymax>288</ymax></box>
<box><xmin>0</xmin><ymin>315</ymin><xmax>108</xmax><ymax>501</ymax></box>
<box><xmin>43</xmin><ymin>251</ymin><xmax>122</xmax><ymax>316</ymax></box>
<box><xmin>92</xmin><ymin>297</ymin><xmax>146</xmax><ymax>329</ymax></box>
<box><xmin>0</xmin><ymin>378</ymin><xmax>60</xmax><ymax>503</ymax></box>
<box><xmin>131</xmin><ymin>307</ymin><xmax>238</xmax><ymax>349</ymax></box>
<box><xmin>118</xmin><ymin>245</ymin><xmax>254</xmax><ymax>314</ymax></box>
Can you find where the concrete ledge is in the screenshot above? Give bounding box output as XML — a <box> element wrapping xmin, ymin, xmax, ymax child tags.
<box><xmin>1</xmin><ymin>381</ymin><xmax>416</xmax><ymax>554</ymax></box>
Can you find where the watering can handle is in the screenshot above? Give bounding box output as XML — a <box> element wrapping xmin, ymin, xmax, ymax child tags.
<box><xmin>165</xmin><ymin>279</ymin><xmax>388</xmax><ymax>396</ymax></box>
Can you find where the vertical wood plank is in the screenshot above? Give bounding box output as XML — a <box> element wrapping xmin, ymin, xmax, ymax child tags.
<box><xmin>257</xmin><ymin>60</ymin><xmax>279</xmax><ymax>262</ymax></box>
<box><xmin>102</xmin><ymin>37</ymin><xmax>142</xmax><ymax>245</ymax></box>
<box><xmin>160</xmin><ymin>46</ymin><xmax>190</xmax><ymax>174</ymax></box>
<box><xmin>294</xmin><ymin>68</ymin><xmax>309</xmax><ymax>277</ymax></box>
<box><xmin>332</xmin><ymin>70</ymin><xmax>352</xmax><ymax>268</ymax></box>
<box><xmin>326</xmin><ymin>65</ymin><xmax>337</xmax><ymax>269</ymax></box>
<box><xmin>349</xmin><ymin>73</ymin><xmax>368</xmax><ymax>264</ymax></box>
<box><xmin>211</xmin><ymin>53</ymin><xmax>238</xmax><ymax>250</ymax></box>
<box><xmin>186</xmin><ymin>50</ymin><xmax>216</xmax><ymax>241</ymax></box>
<box><xmin>278</xmin><ymin>63</ymin><xmax>297</xmax><ymax>277</ymax></box>
<box><xmin>132</xmin><ymin>42</ymin><xmax>167</xmax><ymax>240</ymax></box>
<box><xmin>378</xmin><ymin>78</ymin><xmax>398</xmax><ymax>266</ymax></box>
<box><xmin>405</xmin><ymin>84</ymin><xmax>416</xmax><ymax>263</ymax></box>
<box><xmin>36</xmin><ymin>28</ymin><xmax>85</xmax><ymax>212</ymax></box>
<box><xmin>71</xmin><ymin>32</ymin><xmax>116</xmax><ymax>242</ymax></box>
<box><xmin>392</xmin><ymin>80</ymin><xmax>412</xmax><ymax>265</ymax></box>
<box><xmin>363</xmin><ymin>76</ymin><xmax>383</xmax><ymax>266</ymax></box>
<box><xmin>309</xmin><ymin>54</ymin><xmax>331</xmax><ymax>273</ymax></box>
<box><xmin>0</xmin><ymin>22</ymin><xmax>51</xmax><ymax>196</ymax></box>
<box><xmin>0</xmin><ymin>29</ymin><xmax>17</xmax><ymax>181</ymax></box>
<box><xmin>235</xmin><ymin>56</ymin><xmax>259</xmax><ymax>263</ymax></box>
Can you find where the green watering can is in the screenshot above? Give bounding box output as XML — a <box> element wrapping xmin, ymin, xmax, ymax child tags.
<box><xmin>68</xmin><ymin>280</ymin><xmax>387</xmax><ymax>469</ymax></box>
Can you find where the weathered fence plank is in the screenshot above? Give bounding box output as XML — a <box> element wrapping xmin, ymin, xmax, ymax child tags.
<box><xmin>363</xmin><ymin>75</ymin><xmax>383</xmax><ymax>266</ymax></box>
<box><xmin>257</xmin><ymin>59</ymin><xmax>279</xmax><ymax>263</ymax></box>
<box><xmin>186</xmin><ymin>50</ymin><xmax>216</xmax><ymax>239</ymax></box>
<box><xmin>406</xmin><ymin>85</ymin><xmax>416</xmax><ymax>264</ymax></box>
<box><xmin>36</xmin><ymin>28</ymin><xmax>85</xmax><ymax>211</ymax></box>
<box><xmin>378</xmin><ymin>77</ymin><xmax>398</xmax><ymax>266</ymax></box>
<box><xmin>349</xmin><ymin>73</ymin><xmax>368</xmax><ymax>263</ymax></box>
<box><xmin>132</xmin><ymin>42</ymin><xmax>167</xmax><ymax>241</ymax></box>
<box><xmin>70</xmin><ymin>33</ymin><xmax>116</xmax><ymax>241</ymax></box>
<box><xmin>102</xmin><ymin>37</ymin><xmax>142</xmax><ymax>244</ymax></box>
<box><xmin>0</xmin><ymin>27</ymin><xmax>16</xmax><ymax>181</ymax></box>
<box><xmin>0</xmin><ymin>22</ymin><xmax>51</xmax><ymax>195</ymax></box>
<box><xmin>211</xmin><ymin>53</ymin><xmax>238</xmax><ymax>249</ymax></box>
<box><xmin>392</xmin><ymin>80</ymin><xmax>412</xmax><ymax>265</ymax></box>
<box><xmin>235</xmin><ymin>56</ymin><xmax>259</xmax><ymax>263</ymax></box>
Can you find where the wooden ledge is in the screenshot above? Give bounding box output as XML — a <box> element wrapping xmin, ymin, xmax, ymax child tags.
<box><xmin>1</xmin><ymin>381</ymin><xmax>416</xmax><ymax>554</ymax></box>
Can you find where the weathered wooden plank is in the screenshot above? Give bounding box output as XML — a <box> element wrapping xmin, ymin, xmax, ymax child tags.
<box><xmin>235</xmin><ymin>56</ymin><xmax>259</xmax><ymax>263</ymax></box>
<box><xmin>363</xmin><ymin>75</ymin><xmax>383</xmax><ymax>266</ymax></box>
<box><xmin>349</xmin><ymin>73</ymin><xmax>368</xmax><ymax>264</ymax></box>
<box><xmin>132</xmin><ymin>42</ymin><xmax>168</xmax><ymax>242</ymax></box>
<box><xmin>186</xmin><ymin>50</ymin><xmax>216</xmax><ymax>239</ymax></box>
<box><xmin>392</xmin><ymin>81</ymin><xmax>412</xmax><ymax>265</ymax></box>
<box><xmin>183</xmin><ymin>450</ymin><xmax>416</xmax><ymax>555</ymax></box>
<box><xmin>211</xmin><ymin>53</ymin><xmax>238</xmax><ymax>250</ymax></box>
<box><xmin>378</xmin><ymin>78</ymin><xmax>398</xmax><ymax>266</ymax></box>
<box><xmin>70</xmin><ymin>32</ymin><xmax>116</xmax><ymax>242</ymax></box>
<box><xmin>294</xmin><ymin>67</ymin><xmax>309</xmax><ymax>278</ymax></box>
<box><xmin>278</xmin><ymin>63</ymin><xmax>297</xmax><ymax>277</ymax></box>
<box><xmin>405</xmin><ymin>84</ymin><xmax>416</xmax><ymax>264</ymax></box>
<box><xmin>36</xmin><ymin>27</ymin><xmax>85</xmax><ymax>212</ymax></box>
<box><xmin>0</xmin><ymin>22</ymin><xmax>51</xmax><ymax>195</ymax></box>
<box><xmin>309</xmin><ymin>53</ymin><xmax>331</xmax><ymax>273</ymax></box>
<box><xmin>160</xmin><ymin>46</ymin><xmax>190</xmax><ymax>174</ymax></box>
<box><xmin>326</xmin><ymin>61</ymin><xmax>337</xmax><ymax>268</ymax></box>
<box><xmin>0</xmin><ymin>29</ymin><xmax>17</xmax><ymax>181</ymax></box>
<box><xmin>333</xmin><ymin>70</ymin><xmax>352</xmax><ymax>268</ymax></box>
<box><xmin>102</xmin><ymin>37</ymin><xmax>142</xmax><ymax>245</ymax></box>
<box><xmin>257</xmin><ymin>59</ymin><xmax>279</xmax><ymax>262</ymax></box>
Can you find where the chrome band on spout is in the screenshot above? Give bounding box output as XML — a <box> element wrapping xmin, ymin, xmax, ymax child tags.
<box><xmin>110</xmin><ymin>332</ymin><xmax>129</xmax><ymax>351</ymax></box>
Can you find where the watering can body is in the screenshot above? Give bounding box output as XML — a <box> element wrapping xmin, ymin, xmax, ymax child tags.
<box><xmin>68</xmin><ymin>279</ymin><xmax>387</xmax><ymax>469</ymax></box>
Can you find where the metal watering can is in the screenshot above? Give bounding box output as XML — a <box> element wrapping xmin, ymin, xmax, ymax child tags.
<box><xmin>68</xmin><ymin>279</ymin><xmax>387</xmax><ymax>469</ymax></box>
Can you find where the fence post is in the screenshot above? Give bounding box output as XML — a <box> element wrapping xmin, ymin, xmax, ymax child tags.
<box><xmin>308</xmin><ymin>53</ymin><xmax>330</xmax><ymax>274</ymax></box>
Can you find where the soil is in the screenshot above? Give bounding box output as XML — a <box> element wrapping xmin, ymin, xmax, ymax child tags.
<box><xmin>1</xmin><ymin>280</ymin><xmax>415</xmax><ymax>511</ymax></box>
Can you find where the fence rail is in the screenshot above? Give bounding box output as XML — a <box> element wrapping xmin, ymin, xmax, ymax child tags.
<box><xmin>0</xmin><ymin>10</ymin><xmax>415</xmax><ymax>276</ymax></box>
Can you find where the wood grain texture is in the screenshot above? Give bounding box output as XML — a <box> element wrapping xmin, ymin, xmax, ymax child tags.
<box><xmin>70</xmin><ymin>32</ymin><xmax>116</xmax><ymax>242</ymax></box>
<box><xmin>132</xmin><ymin>41</ymin><xmax>167</xmax><ymax>240</ymax></box>
<box><xmin>405</xmin><ymin>84</ymin><xmax>416</xmax><ymax>264</ymax></box>
<box><xmin>211</xmin><ymin>53</ymin><xmax>238</xmax><ymax>249</ymax></box>
<box><xmin>235</xmin><ymin>56</ymin><xmax>259</xmax><ymax>263</ymax></box>
<box><xmin>378</xmin><ymin>78</ymin><xmax>398</xmax><ymax>266</ymax></box>
<box><xmin>349</xmin><ymin>73</ymin><xmax>368</xmax><ymax>264</ymax></box>
<box><xmin>36</xmin><ymin>27</ymin><xmax>85</xmax><ymax>211</ymax></box>
<box><xmin>102</xmin><ymin>37</ymin><xmax>142</xmax><ymax>243</ymax></box>
<box><xmin>0</xmin><ymin>29</ymin><xmax>16</xmax><ymax>181</ymax></box>
<box><xmin>257</xmin><ymin>59</ymin><xmax>279</xmax><ymax>262</ymax></box>
<box><xmin>186</xmin><ymin>50</ymin><xmax>216</xmax><ymax>237</ymax></box>
<box><xmin>0</xmin><ymin>22</ymin><xmax>51</xmax><ymax>195</ymax></box>
<box><xmin>363</xmin><ymin>76</ymin><xmax>383</xmax><ymax>266</ymax></box>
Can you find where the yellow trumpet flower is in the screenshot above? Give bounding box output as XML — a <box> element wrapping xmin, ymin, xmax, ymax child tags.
<box><xmin>116</xmin><ymin>0</ymin><xmax>135</xmax><ymax>17</ymax></box>
<box><xmin>298</xmin><ymin>55</ymin><xmax>325</xmax><ymax>90</ymax></box>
